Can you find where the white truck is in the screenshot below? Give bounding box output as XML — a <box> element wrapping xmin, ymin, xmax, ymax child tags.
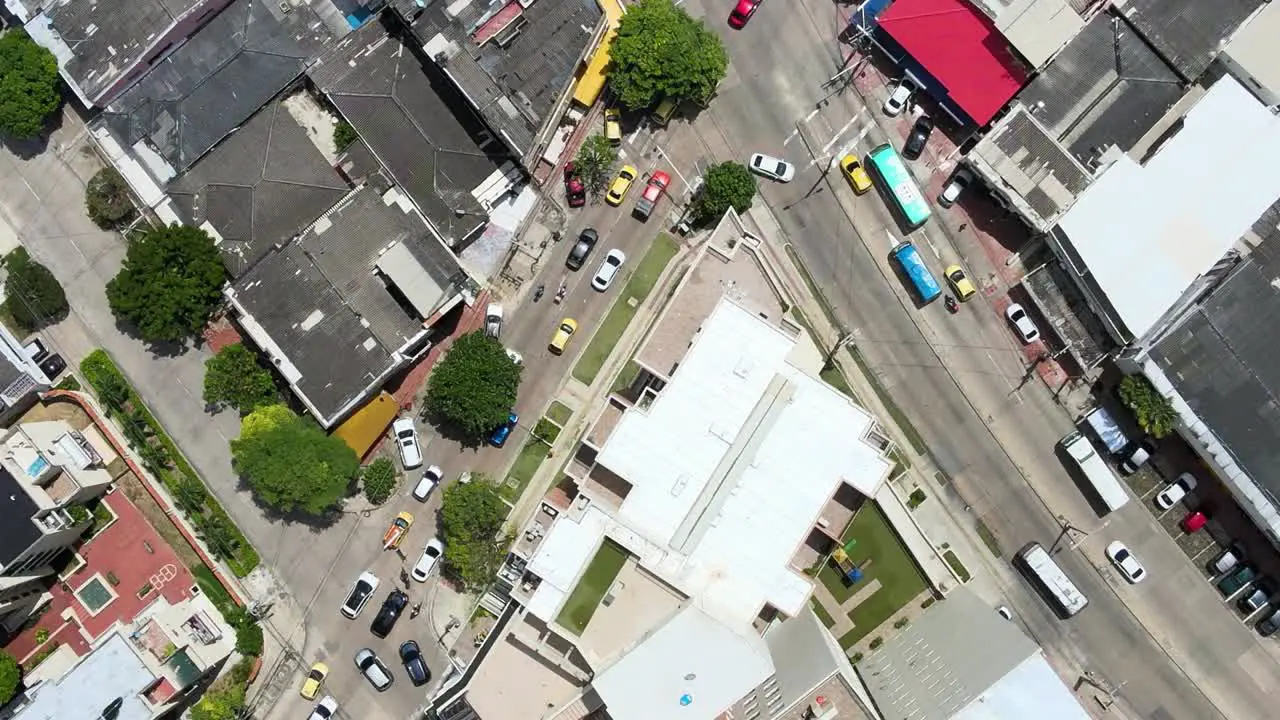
<box><xmin>1061</xmin><ymin>430</ymin><xmax>1130</xmax><ymax>514</ymax></box>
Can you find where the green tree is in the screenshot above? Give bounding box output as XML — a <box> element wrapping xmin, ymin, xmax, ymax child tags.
<box><xmin>173</xmin><ymin>476</ymin><xmax>209</xmax><ymax>515</ymax></box>
<box><xmin>423</xmin><ymin>331</ymin><xmax>522</xmax><ymax>440</ymax></box>
<box><xmin>190</xmin><ymin>678</ymin><xmax>246</xmax><ymax>720</ymax></box>
<box><xmin>1117</xmin><ymin>375</ymin><xmax>1178</xmax><ymax>439</ymax></box>
<box><xmin>692</xmin><ymin>161</ymin><xmax>756</xmax><ymax>225</ymax></box>
<box><xmin>2</xmin><ymin>247</ymin><xmax>67</xmax><ymax>329</ymax></box>
<box><xmin>573</xmin><ymin>135</ymin><xmax>618</xmax><ymax>196</ymax></box>
<box><xmin>85</xmin><ymin>167</ymin><xmax>136</xmax><ymax>229</ymax></box>
<box><xmin>195</xmin><ymin>513</ymin><xmax>240</xmax><ymax>562</ymax></box>
<box><xmin>0</xmin><ymin>652</ymin><xmax>19</xmax><ymax>706</ymax></box>
<box><xmin>333</xmin><ymin>120</ymin><xmax>357</xmax><ymax>151</ymax></box>
<box><xmin>106</xmin><ymin>224</ymin><xmax>226</xmax><ymax>344</ymax></box>
<box><xmin>362</xmin><ymin>457</ymin><xmax>398</xmax><ymax>505</ymax></box>
<box><xmin>609</xmin><ymin>0</ymin><xmax>728</xmax><ymax>111</ymax></box>
<box><xmin>203</xmin><ymin>343</ymin><xmax>278</xmax><ymax>413</ymax></box>
<box><xmin>439</xmin><ymin>478</ymin><xmax>511</xmax><ymax>592</ymax></box>
<box><xmin>231</xmin><ymin>404</ymin><xmax>359</xmax><ymax>515</ymax></box>
<box><xmin>0</xmin><ymin>30</ymin><xmax>61</xmax><ymax>140</ymax></box>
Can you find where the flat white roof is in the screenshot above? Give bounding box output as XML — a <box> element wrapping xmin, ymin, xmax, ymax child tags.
<box><xmin>955</xmin><ymin>652</ymin><xmax>1090</xmax><ymax>720</ymax></box>
<box><xmin>1057</xmin><ymin>76</ymin><xmax>1280</xmax><ymax>340</ymax></box>
<box><xmin>19</xmin><ymin>633</ymin><xmax>154</xmax><ymax>720</ymax></box>
<box><xmin>595</xmin><ymin>298</ymin><xmax>890</xmax><ymax>626</ymax></box>
<box><xmin>1224</xmin><ymin>2</ymin><xmax>1280</xmax><ymax>99</ymax></box>
<box><xmin>591</xmin><ymin>604</ymin><xmax>775</xmax><ymax>720</ymax></box>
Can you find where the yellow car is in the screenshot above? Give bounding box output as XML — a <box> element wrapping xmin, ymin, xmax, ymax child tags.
<box><xmin>300</xmin><ymin>661</ymin><xmax>328</xmax><ymax>700</ymax></box>
<box><xmin>839</xmin><ymin>154</ymin><xmax>873</xmax><ymax>195</ymax></box>
<box><xmin>606</xmin><ymin>165</ymin><xmax>638</xmax><ymax>206</ymax></box>
<box><xmin>383</xmin><ymin>512</ymin><xmax>414</xmax><ymax>550</ymax></box>
<box><xmin>549</xmin><ymin>318</ymin><xmax>578</xmax><ymax>355</ymax></box>
<box><xmin>604</xmin><ymin>108</ymin><xmax>622</xmax><ymax>144</ymax></box>
<box><xmin>944</xmin><ymin>265</ymin><xmax>976</xmax><ymax>302</ymax></box>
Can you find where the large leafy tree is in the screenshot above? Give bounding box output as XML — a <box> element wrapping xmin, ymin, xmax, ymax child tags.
<box><xmin>1117</xmin><ymin>375</ymin><xmax>1178</xmax><ymax>439</ymax></box>
<box><xmin>692</xmin><ymin>161</ymin><xmax>757</xmax><ymax>225</ymax></box>
<box><xmin>106</xmin><ymin>224</ymin><xmax>226</xmax><ymax>344</ymax></box>
<box><xmin>190</xmin><ymin>679</ymin><xmax>246</xmax><ymax>720</ymax></box>
<box><xmin>609</xmin><ymin>0</ymin><xmax>728</xmax><ymax>111</ymax></box>
<box><xmin>231</xmin><ymin>404</ymin><xmax>359</xmax><ymax>515</ymax></box>
<box><xmin>423</xmin><ymin>331</ymin><xmax>521</xmax><ymax>440</ymax></box>
<box><xmin>439</xmin><ymin>478</ymin><xmax>511</xmax><ymax>592</ymax></box>
<box><xmin>85</xmin><ymin>168</ymin><xmax>136</xmax><ymax>229</ymax></box>
<box><xmin>0</xmin><ymin>30</ymin><xmax>61</xmax><ymax>139</ymax></box>
<box><xmin>2</xmin><ymin>247</ymin><xmax>67</xmax><ymax>328</ymax></box>
<box><xmin>0</xmin><ymin>652</ymin><xmax>19</xmax><ymax>705</ymax></box>
<box><xmin>574</xmin><ymin>135</ymin><xmax>618</xmax><ymax>196</ymax></box>
<box><xmin>203</xmin><ymin>343</ymin><xmax>278</xmax><ymax>414</ymax></box>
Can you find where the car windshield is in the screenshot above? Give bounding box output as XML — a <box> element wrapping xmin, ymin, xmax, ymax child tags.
<box><xmin>1010</xmin><ymin>309</ymin><xmax>1025</xmax><ymax>321</ymax></box>
<box><xmin>561</xmin><ymin>323</ymin><xmax>574</xmax><ymax>333</ymax></box>
<box><xmin>426</xmin><ymin>546</ymin><xmax>440</xmax><ymax>558</ymax></box>
<box><xmin>349</xmin><ymin>584</ymin><xmax>371</xmax><ymax>605</ymax></box>
<box><xmin>1115</xmin><ymin>548</ymin><xmax>1129</xmax><ymax>561</ymax></box>
<box><xmin>949</xmin><ymin>270</ymin><xmax>964</xmax><ymax>282</ymax></box>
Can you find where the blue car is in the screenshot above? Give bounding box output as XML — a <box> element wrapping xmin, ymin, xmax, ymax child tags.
<box><xmin>489</xmin><ymin>412</ymin><xmax>518</xmax><ymax>447</ymax></box>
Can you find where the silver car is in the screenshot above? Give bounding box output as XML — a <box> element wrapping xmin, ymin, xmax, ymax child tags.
<box><xmin>749</xmin><ymin>153</ymin><xmax>796</xmax><ymax>182</ymax></box>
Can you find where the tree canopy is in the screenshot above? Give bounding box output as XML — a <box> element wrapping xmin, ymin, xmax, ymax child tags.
<box><xmin>423</xmin><ymin>330</ymin><xmax>521</xmax><ymax>439</ymax></box>
<box><xmin>0</xmin><ymin>30</ymin><xmax>61</xmax><ymax>139</ymax></box>
<box><xmin>609</xmin><ymin>0</ymin><xmax>728</xmax><ymax>111</ymax></box>
<box><xmin>190</xmin><ymin>679</ymin><xmax>246</xmax><ymax>720</ymax></box>
<box><xmin>1118</xmin><ymin>375</ymin><xmax>1178</xmax><ymax>439</ymax></box>
<box><xmin>0</xmin><ymin>652</ymin><xmax>19</xmax><ymax>706</ymax></box>
<box><xmin>3</xmin><ymin>247</ymin><xmax>67</xmax><ymax>329</ymax></box>
<box><xmin>361</xmin><ymin>457</ymin><xmax>398</xmax><ymax>505</ymax></box>
<box><xmin>106</xmin><ymin>224</ymin><xmax>226</xmax><ymax>344</ymax></box>
<box><xmin>203</xmin><ymin>343</ymin><xmax>278</xmax><ymax>414</ymax></box>
<box><xmin>574</xmin><ymin>135</ymin><xmax>618</xmax><ymax>196</ymax></box>
<box><xmin>692</xmin><ymin>161</ymin><xmax>757</xmax><ymax>225</ymax></box>
<box><xmin>85</xmin><ymin>168</ymin><xmax>136</xmax><ymax>229</ymax></box>
<box><xmin>231</xmin><ymin>404</ymin><xmax>359</xmax><ymax>515</ymax></box>
<box><xmin>439</xmin><ymin>478</ymin><xmax>511</xmax><ymax>592</ymax></box>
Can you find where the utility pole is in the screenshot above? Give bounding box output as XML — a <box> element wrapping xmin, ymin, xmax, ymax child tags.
<box><xmin>824</xmin><ymin>330</ymin><xmax>854</xmax><ymax>370</ymax></box>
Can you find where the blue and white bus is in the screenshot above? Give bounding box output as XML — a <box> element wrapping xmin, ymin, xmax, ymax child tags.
<box><xmin>866</xmin><ymin>143</ymin><xmax>932</xmax><ymax>229</ymax></box>
<box><xmin>891</xmin><ymin>241</ymin><xmax>941</xmax><ymax>303</ymax></box>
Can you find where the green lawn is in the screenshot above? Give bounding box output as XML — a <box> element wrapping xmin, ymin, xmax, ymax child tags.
<box><xmin>501</xmin><ymin>438</ymin><xmax>550</xmax><ymax>503</ymax></box>
<box><xmin>819</xmin><ymin>504</ymin><xmax>929</xmax><ymax>649</ymax></box>
<box><xmin>545</xmin><ymin>401</ymin><xmax>573</xmax><ymax>426</ymax></box>
<box><xmin>572</xmin><ymin>235</ymin><xmax>679</xmax><ymax>386</ymax></box>
<box><xmin>557</xmin><ymin>540</ymin><xmax>629</xmax><ymax>634</ymax></box>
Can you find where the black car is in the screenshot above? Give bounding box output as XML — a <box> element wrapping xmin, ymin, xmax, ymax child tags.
<box><xmin>902</xmin><ymin>115</ymin><xmax>934</xmax><ymax>160</ymax></box>
<box><xmin>39</xmin><ymin>353</ymin><xmax>66</xmax><ymax>381</ymax></box>
<box><xmin>370</xmin><ymin>589</ymin><xmax>409</xmax><ymax>638</ymax></box>
<box><xmin>1257</xmin><ymin>609</ymin><xmax>1280</xmax><ymax>637</ymax></box>
<box><xmin>399</xmin><ymin>640</ymin><xmax>431</xmax><ymax>686</ymax></box>
<box><xmin>566</xmin><ymin>229</ymin><xmax>599</xmax><ymax>270</ymax></box>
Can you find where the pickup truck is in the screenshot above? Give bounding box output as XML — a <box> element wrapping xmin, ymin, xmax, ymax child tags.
<box><xmin>632</xmin><ymin>171</ymin><xmax>671</xmax><ymax>221</ymax></box>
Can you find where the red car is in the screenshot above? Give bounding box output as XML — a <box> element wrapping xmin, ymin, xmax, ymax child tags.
<box><xmin>563</xmin><ymin>162</ymin><xmax>586</xmax><ymax>208</ymax></box>
<box><xmin>728</xmin><ymin>0</ymin><xmax>761</xmax><ymax>28</ymax></box>
<box><xmin>1182</xmin><ymin>511</ymin><xmax>1207</xmax><ymax>534</ymax></box>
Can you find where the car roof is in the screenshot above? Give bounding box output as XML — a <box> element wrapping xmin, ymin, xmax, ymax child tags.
<box><xmin>651</xmin><ymin>171</ymin><xmax>671</xmax><ymax>185</ymax></box>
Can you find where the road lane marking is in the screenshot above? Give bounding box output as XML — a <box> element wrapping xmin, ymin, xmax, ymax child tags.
<box><xmin>783</xmin><ymin>128</ymin><xmax>800</xmax><ymax>146</ymax></box>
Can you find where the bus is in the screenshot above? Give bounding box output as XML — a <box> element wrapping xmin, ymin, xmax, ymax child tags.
<box><xmin>890</xmin><ymin>241</ymin><xmax>942</xmax><ymax>303</ymax></box>
<box><xmin>1060</xmin><ymin>429</ymin><xmax>1130</xmax><ymax>514</ymax></box>
<box><xmin>866</xmin><ymin>143</ymin><xmax>932</xmax><ymax>229</ymax></box>
<box><xmin>1015</xmin><ymin>542</ymin><xmax>1089</xmax><ymax>618</ymax></box>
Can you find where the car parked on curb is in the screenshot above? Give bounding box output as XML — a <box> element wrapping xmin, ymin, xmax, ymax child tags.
<box><xmin>354</xmin><ymin>648</ymin><xmax>393</xmax><ymax>691</ymax></box>
<box><xmin>1105</xmin><ymin>541</ymin><xmax>1146</xmax><ymax>583</ymax></box>
<box><xmin>943</xmin><ymin>265</ymin><xmax>976</xmax><ymax>302</ymax></box>
<box><xmin>1155</xmin><ymin>472</ymin><xmax>1197</xmax><ymax>510</ymax></box>
<box><xmin>1182</xmin><ymin>510</ymin><xmax>1207</xmax><ymax>534</ymax></box>
<box><xmin>412</xmin><ymin>465</ymin><xmax>442</xmax><ymax>502</ymax></box>
<box><xmin>839</xmin><ymin>154</ymin><xmax>873</xmax><ymax>195</ymax></box>
<box><xmin>411</xmin><ymin>538</ymin><xmax>445</xmax><ymax>582</ymax></box>
<box><xmin>400</xmin><ymin>640</ymin><xmax>431</xmax><ymax>686</ymax></box>
<box><xmin>592</xmin><ymin>249</ymin><xmax>627</xmax><ymax>291</ymax></box>
<box><xmin>1119</xmin><ymin>439</ymin><xmax>1156</xmax><ymax>475</ymax></box>
<box><xmin>1256</xmin><ymin>608</ymin><xmax>1280</xmax><ymax>637</ymax></box>
<box><xmin>484</xmin><ymin>303</ymin><xmax>504</xmax><ymax>338</ymax></box>
<box><xmin>938</xmin><ymin>167</ymin><xmax>973</xmax><ymax>208</ymax></box>
<box><xmin>563</xmin><ymin>162</ymin><xmax>586</xmax><ymax>208</ymax></box>
<box><xmin>996</xmin><ymin>605</ymin><xmax>1013</xmax><ymax>620</ymax></box>
<box><xmin>883</xmin><ymin>77</ymin><xmax>918</xmax><ymax>117</ymax></box>
<box><xmin>1210</xmin><ymin>543</ymin><xmax>1245</xmax><ymax>576</ymax></box>
<box><xmin>1237</xmin><ymin>578</ymin><xmax>1275</xmax><ymax>614</ymax></box>
<box><xmin>307</xmin><ymin>696</ymin><xmax>338</xmax><ymax>720</ymax></box>
<box><xmin>549</xmin><ymin>318</ymin><xmax>579</xmax><ymax>355</ymax></box>
<box><xmin>489</xmin><ymin>411</ymin><xmax>518</xmax><ymax>447</ymax></box>
<box><xmin>567</xmin><ymin>228</ymin><xmax>598</xmax><ymax>270</ymax></box>
<box><xmin>604</xmin><ymin>108</ymin><xmax>622</xmax><ymax>144</ymax></box>
<box><xmin>1004</xmin><ymin>303</ymin><xmax>1040</xmax><ymax>343</ymax></box>
<box><xmin>506</xmin><ymin>348</ymin><xmax>523</xmax><ymax>366</ymax></box>
<box><xmin>1218</xmin><ymin>565</ymin><xmax>1257</xmax><ymax>596</ymax></box>
<box><xmin>749</xmin><ymin>152</ymin><xmax>796</xmax><ymax>182</ymax></box>
<box><xmin>300</xmin><ymin>662</ymin><xmax>328</xmax><ymax>700</ymax></box>
<box><xmin>903</xmin><ymin>115</ymin><xmax>934</xmax><ymax>160</ymax></box>
<box><xmin>392</xmin><ymin>417</ymin><xmax>422</xmax><ymax>469</ymax></box>
<box><xmin>728</xmin><ymin>0</ymin><xmax>761</xmax><ymax>28</ymax></box>
<box><xmin>39</xmin><ymin>353</ymin><xmax>66</xmax><ymax>380</ymax></box>
<box><xmin>340</xmin><ymin>572</ymin><xmax>379</xmax><ymax>619</ymax></box>
<box><xmin>370</xmin><ymin>589</ymin><xmax>409</xmax><ymax>638</ymax></box>
<box><xmin>606</xmin><ymin>165</ymin><xmax>638</xmax><ymax>206</ymax></box>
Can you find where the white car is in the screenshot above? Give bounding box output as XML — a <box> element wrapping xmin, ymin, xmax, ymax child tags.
<box><xmin>392</xmin><ymin>417</ymin><xmax>422</xmax><ymax>469</ymax></box>
<box><xmin>484</xmin><ymin>303</ymin><xmax>504</xmax><ymax>338</ymax></box>
<box><xmin>307</xmin><ymin>696</ymin><xmax>338</xmax><ymax>720</ymax></box>
<box><xmin>340</xmin><ymin>572</ymin><xmax>379</xmax><ymax>618</ymax></box>
<box><xmin>505</xmin><ymin>348</ymin><xmax>523</xmax><ymax>366</ymax></box>
<box><xmin>411</xmin><ymin>538</ymin><xmax>445</xmax><ymax>582</ymax></box>
<box><xmin>883</xmin><ymin>77</ymin><xmax>918</xmax><ymax>117</ymax></box>
<box><xmin>996</xmin><ymin>605</ymin><xmax>1013</xmax><ymax>621</ymax></box>
<box><xmin>937</xmin><ymin>167</ymin><xmax>974</xmax><ymax>208</ymax></box>
<box><xmin>749</xmin><ymin>153</ymin><xmax>796</xmax><ymax>182</ymax></box>
<box><xmin>591</xmin><ymin>249</ymin><xmax>627</xmax><ymax>291</ymax></box>
<box><xmin>1004</xmin><ymin>303</ymin><xmax>1040</xmax><ymax>343</ymax></box>
<box><xmin>1105</xmin><ymin>541</ymin><xmax>1147</xmax><ymax>583</ymax></box>
<box><xmin>412</xmin><ymin>465</ymin><xmax>441</xmax><ymax>501</ymax></box>
<box><xmin>1155</xmin><ymin>472</ymin><xmax>1197</xmax><ymax>510</ymax></box>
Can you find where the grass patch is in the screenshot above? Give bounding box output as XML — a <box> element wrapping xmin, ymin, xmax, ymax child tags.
<box><xmin>501</xmin><ymin>438</ymin><xmax>550</xmax><ymax>503</ymax></box>
<box><xmin>822</xmin><ymin>504</ymin><xmax>929</xmax><ymax>648</ymax></box>
<box><xmin>845</xmin><ymin>345</ymin><xmax>928</xmax><ymax>456</ymax></box>
<box><xmin>943</xmin><ymin>550</ymin><xmax>971</xmax><ymax>582</ymax></box>
<box><xmin>572</xmin><ymin>235</ymin><xmax>679</xmax><ymax>386</ymax></box>
<box><xmin>557</xmin><ymin>540</ymin><xmax>629</xmax><ymax>634</ymax></box>
<box><xmin>975</xmin><ymin>518</ymin><xmax>1002</xmax><ymax>557</ymax></box>
<box><xmin>545</xmin><ymin>401</ymin><xmax>573</xmax><ymax>426</ymax></box>
<box><xmin>810</xmin><ymin>598</ymin><xmax>836</xmax><ymax>629</ymax></box>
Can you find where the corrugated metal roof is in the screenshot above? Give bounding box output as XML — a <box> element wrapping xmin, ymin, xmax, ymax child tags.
<box><xmin>1120</xmin><ymin>0</ymin><xmax>1266</xmax><ymax>81</ymax></box>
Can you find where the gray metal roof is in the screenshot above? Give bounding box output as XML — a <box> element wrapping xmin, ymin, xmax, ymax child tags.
<box><xmin>1119</xmin><ymin>0</ymin><xmax>1266</xmax><ymax>81</ymax></box>
<box><xmin>168</xmin><ymin>99</ymin><xmax>350</xmax><ymax>278</ymax></box>
<box><xmin>0</xmin><ymin>466</ymin><xmax>41</xmax><ymax>568</ymax></box>
<box><xmin>95</xmin><ymin>0</ymin><xmax>337</xmax><ymax>175</ymax></box>
<box><xmin>309</xmin><ymin>19</ymin><xmax>508</xmax><ymax>248</ymax></box>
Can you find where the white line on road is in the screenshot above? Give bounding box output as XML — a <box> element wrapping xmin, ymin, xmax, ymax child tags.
<box><xmin>803</xmin><ymin>108</ymin><xmax>820</xmax><ymax>123</ymax></box>
<box><xmin>821</xmin><ymin>116</ymin><xmax>860</xmax><ymax>154</ymax></box>
<box><xmin>783</xmin><ymin>128</ymin><xmax>800</xmax><ymax>147</ymax></box>
<box><xmin>653</xmin><ymin>144</ymin><xmax>695</xmax><ymax>192</ymax></box>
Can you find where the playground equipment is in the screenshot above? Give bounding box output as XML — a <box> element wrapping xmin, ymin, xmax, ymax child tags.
<box><xmin>830</xmin><ymin>540</ymin><xmax>864</xmax><ymax>584</ymax></box>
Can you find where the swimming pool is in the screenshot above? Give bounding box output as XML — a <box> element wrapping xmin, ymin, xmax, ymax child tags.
<box><xmin>26</xmin><ymin>455</ymin><xmax>49</xmax><ymax>478</ymax></box>
<box><xmin>76</xmin><ymin>577</ymin><xmax>115</xmax><ymax>614</ymax></box>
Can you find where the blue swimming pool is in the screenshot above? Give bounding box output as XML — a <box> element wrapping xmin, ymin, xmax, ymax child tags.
<box><xmin>26</xmin><ymin>455</ymin><xmax>49</xmax><ymax>478</ymax></box>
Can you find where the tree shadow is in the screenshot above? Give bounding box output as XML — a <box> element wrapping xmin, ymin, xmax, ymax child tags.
<box><xmin>0</xmin><ymin>106</ymin><xmax>62</xmax><ymax>161</ymax></box>
<box><xmin>235</xmin><ymin>473</ymin><xmax>348</xmax><ymax>532</ymax></box>
<box><xmin>111</xmin><ymin>314</ymin><xmax>200</xmax><ymax>359</ymax></box>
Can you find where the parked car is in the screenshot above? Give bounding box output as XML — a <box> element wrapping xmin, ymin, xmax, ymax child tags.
<box><xmin>354</xmin><ymin>648</ymin><xmax>394</xmax><ymax>691</ymax></box>
<box><xmin>506</xmin><ymin>348</ymin><xmax>524</xmax><ymax>366</ymax></box>
<box><xmin>996</xmin><ymin>605</ymin><xmax>1013</xmax><ymax>621</ymax></box>
<box><xmin>400</xmin><ymin>640</ymin><xmax>431</xmax><ymax>686</ymax></box>
<box><xmin>567</xmin><ymin>228</ymin><xmax>599</xmax><ymax>270</ymax></box>
<box><xmin>937</xmin><ymin>167</ymin><xmax>974</xmax><ymax>208</ymax></box>
<box><xmin>591</xmin><ymin>249</ymin><xmax>626</xmax><ymax>291</ymax></box>
<box><xmin>606</xmin><ymin>165</ymin><xmax>639</xmax><ymax>206</ymax></box>
<box><xmin>883</xmin><ymin>77</ymin><xmax>918</xmax><ymax>116</ymax></box>
<box><xmin>1237</xmin><ymin>578</ymin><xmax>1275</xmax><ymax>614</ymax></box>
<box><xmin>604</xmin><ymin>108</ymin><xmax>622</xmax><ymax>144</ymax></box>
<box><xmin>411</xmin><ymin>538</ymin><xmax>445</xmax><ymax>582</ymax></box>
<box><xmin>382</xmin><ymin>512</ymin><xmax>414</xmax><ymax>550</ymax></box>
<box><xmin>1218</xmin><ymin>565</ymin><xmax>1257</xmax><ymax>596</ymax></box>
<box><xmin>392</xmin><ymin>417</ymin><xmax>422</xmax><ymax>470</ymax></box>
<box><xmin>728</xmin><ymin>0</ymin><xmax>762</xmax><ymax>28</ymax></box>
<box><xmin>489</xmin><ymin>411</ymin><xmax>519</xmax><ymax>447</ymax></box>
<box><xmin>943</xmin><ymin>265</ymin><xmax>976</xmax><ymax>302</ymax></box>
<box><xmin>1181</xmin><ymin>510</ymin><xmax>1207</xmax><ymax>534</ymax></box>
<box><xmin>902</xmin><ymin>115</ymin><xmax>934</xmax><ymax>160</ymax></box>
<box><xmin>563</xmin><ymin>162</ymin><xmax>586</xmax><ymax>208</ymax></box>
<box><xmin>1257</xmin><ymin>608</ymin><xmax>1280</xmax><ymax>636</ymax></box>
<box><xmin>1210</xmin><ymin>543</ymin><xmax>1246</xmax><ymax>576</ymax></box>
<box><xmin>1004</xmin><ymin>303</ymin><xmax>1040</xmax><ymax>343</ymax></box>
<box><xmin>1119</xmin><ymin>439</ymin><xmax>1156</xmax><ymax>475</ymax></box>
<box><xmin>370</xmin><ymin>589</ymin><xmax>409</xmax><ymax>638</ymax></box>
<box><xmin>1104</xmin><ymin>541</ymin><xmax>1146</xmax><ymax>583</ymax></box>
<box><xmin>839</xmin><ymin>154</ymin><xmax>873</xmax><ymax>195</ymax></box>
<box><xmin>484</xmin><ymin>303</ymin><xmax>504</xmax><ymax>338</ymax></box>
<box><xmin>307</xmin><ymin>696</ymin><xmax>338</xmax><ymax>720</ymax></box>
<box><xmin>300</xmin><ymin>662</ymin><xmax>328</xmax><ymax>700</ymax></box>
<box><xmin>549</xmin><ymin>318</ymin><xmax>579</xmax><ymax>355</ymax></box>
<box><xmin>340</xmin><ymin>572</ymin><xmax>379</xmax><ymax>619</ymax></box>
<box><xmin>749</xmin><ymin>153</ymin><xmax>796</xmax><ymax>182</ymax></box>
<box><xmin>1154</xmin><ymin>472</ymin><xmax>1197</xmax><ymax>510</ymax></box>
<box><xmin>39</xmin><ymin>353</ymin><xmax>66</xmax><ymax>380</ymax></box>
<box><xmin>412</xmin><ymin>465</ymin><xmax>442</xmax><ymax>502</ymax></box>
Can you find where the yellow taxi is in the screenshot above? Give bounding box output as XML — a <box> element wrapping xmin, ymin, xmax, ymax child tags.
<box><xmin>944</xmin><ymin>265</ymin><xmax>977</xmax><ymax>302</ymax></box>
<box><xmin>604</xmin><ymin>108</ymin><xmax>622</xmax><ymax>144</ymax></box>
<box><xmin>300</xmin><ymin>661</ymin><xmax>328</xmax><ymax>699</ymax></box>
<box><xmin>606</xmin><ymin>165</ymin><xmax>638</xmax><ymax>206</ymax></box>
<box><xmin>839</xmin><ymin>154</ymin><xmax>873</xmax><ymax>195</ymax></box>
<box><xmin>549</xmin><ymin>318</ymin><xmax>578</xmax><ymax>355</ymax></box>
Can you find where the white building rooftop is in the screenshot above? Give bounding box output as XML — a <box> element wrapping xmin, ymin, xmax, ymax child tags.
<box><xmin>17</xmin><ymin>633</ymin><xmax>155</xmax><ymax>720</ymax></box>
<box><xmin>954</xmin><ymin>652</ymin><xmax>1090</xmax><ymax>720</ymax></box>
<box><xmin>1055</xmin><ymin>75</ymin><xmax>1280</xmax><ymax>341</ymax></box>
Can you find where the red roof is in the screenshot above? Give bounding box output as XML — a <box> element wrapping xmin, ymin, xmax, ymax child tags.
<box><xmin>878</xmin><ymin>0</ymin><xmax>1027</xmax><ymax>125</ymax></box>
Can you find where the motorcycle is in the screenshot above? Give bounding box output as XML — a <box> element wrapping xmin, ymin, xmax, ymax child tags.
<box><xmin>553</xmin><ymin>281</ymin><xmax>568</xmax><ymax>304</ymax></box>
<box><xmin>533</xmin><ymin>283</ymin><xmax>545</xmax><ymax>303</ymax></box>
<box><xmin>944</xmin><ymin>295</ymin><xmax>958</xmax><ymax>314</ymax></box>
<box><xmin>410</xmin><ymin>602</ymin><xmax>422</xmax><ymax>619</ymax></box>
